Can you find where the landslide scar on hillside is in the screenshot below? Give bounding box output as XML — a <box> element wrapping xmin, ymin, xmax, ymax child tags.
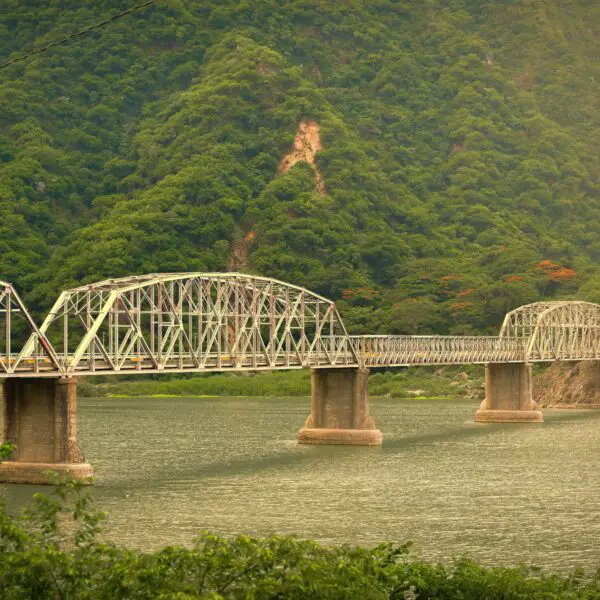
<box><xmin>279</xmin><ymin>120</ymin><xmax>325</xmax><ymax>196</ymax></box>
<box><xmin>228</xmin><ymin>230</ymin><xmax>255</xmax><ymax>271</ymax></box>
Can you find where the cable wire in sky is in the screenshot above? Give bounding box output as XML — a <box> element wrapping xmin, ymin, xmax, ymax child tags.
<box><xmin>0</xmin><ymin>0</ymin><xmax>161</xmax><ymax>70</ymax></box>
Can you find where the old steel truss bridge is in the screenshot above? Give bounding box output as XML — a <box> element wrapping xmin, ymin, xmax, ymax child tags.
<box><xmin>2</xmin><ymin>273</ymin><xmax>600</xmax><ymax>378</ymax></box>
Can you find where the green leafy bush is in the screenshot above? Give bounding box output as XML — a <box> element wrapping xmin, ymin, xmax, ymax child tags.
<box><xmin>1</xmin><ymin>475</ymin><xmax>600</xmax><ymax>599</ymax></box>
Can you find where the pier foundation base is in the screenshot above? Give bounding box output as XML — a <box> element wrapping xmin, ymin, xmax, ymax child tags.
<box><xmin>298</xmin><ymin>368</ymin><xmax>382</xmax><ymax>445</ymax></box>
<box><xmin>0</xmin><ymin>378</ymin><xmax>93</xmax><ymax>484</ymax></box>
<box><xmin>475</xmin><ymin>363</ymin><xmax>543</xmax><ymax>423</ymax></box>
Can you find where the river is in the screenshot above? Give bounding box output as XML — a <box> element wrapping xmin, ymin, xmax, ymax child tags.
<box><xmin>2</xmin><ymin>395</ymin><xmax>600</xmax><ymax>571</ymax></box>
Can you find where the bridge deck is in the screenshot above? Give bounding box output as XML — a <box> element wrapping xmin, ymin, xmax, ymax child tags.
<box><xmin>0</xmin><ymin>334</ymin><xmax>551</xmax><ymax>377</ymax></box>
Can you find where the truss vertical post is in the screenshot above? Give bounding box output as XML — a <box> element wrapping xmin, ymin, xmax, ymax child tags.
<box><xmin>5</xmin><ymin>288</ymin><xmax>10</xmax><ymax>369</ymax></box>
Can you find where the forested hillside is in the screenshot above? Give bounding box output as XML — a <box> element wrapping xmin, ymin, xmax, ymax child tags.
<box><xmin>2</xmin><ymin>0</ymin><xmax>600</xmax><ymax>334</ymax></box>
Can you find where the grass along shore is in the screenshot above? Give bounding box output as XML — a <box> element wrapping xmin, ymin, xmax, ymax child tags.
<box><xmin>79</xmin><ymin>366</ymin><xmax>485</xmax><ymax>401</ymax></box>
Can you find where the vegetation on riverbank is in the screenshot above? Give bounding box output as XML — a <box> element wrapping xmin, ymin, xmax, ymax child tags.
<box><xmin>80</xmin><ymin>366</ymin><xmax>484</xmax><ymax>400</ymax></box>
<box><xmin>1</xmin><ymin>469</ymin><xmax>600</xmax><ymax>599</ymax></box>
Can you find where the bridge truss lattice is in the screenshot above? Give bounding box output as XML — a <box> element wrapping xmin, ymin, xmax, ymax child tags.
<box><xmin>500</xmin><ymin>301</ymin><xmax>600</xmax><ymax>362</ymax></box>
<box><xmin>20</xmin><ymin>273</ymin><xmax>358</xmax><ymax>376</ymax></box>
<box><xmin>3</xmin><ymin>275</ymin><xmax>600</xmax><ymax>377</ymax></box>
<box><xmin>350</xmin><ymin>335</ymin><xmax>526</xmax><ymax>367</ymax></box>
<box><xmin>0</xmin><ymin>280</ymin><xmax>60</xmax><ymax>375</ymax></box>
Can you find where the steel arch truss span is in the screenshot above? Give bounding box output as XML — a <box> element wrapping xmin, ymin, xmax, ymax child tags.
<box><xmin>7</xmin><ymin>273</ymin><xmax>600</xmax><ymax>377</ymax></box>
<box><xmin>29</xmin><ymin>273</ymin><xmax>358</xmax><ymax>375</ymax></box>
<box><xmin>500</xmin><ymin>301</ymin><xmax>600</xmax><ymax>362</ymax></box>
<box><xmin>0</xmin><ymin>281</ymin><xmax>61</xmax><ymax>375</ymax></box>
<box><xmin>350</xmin><ymin>335</ymin><xmax>526</xmax><ymax>367</ymax></box>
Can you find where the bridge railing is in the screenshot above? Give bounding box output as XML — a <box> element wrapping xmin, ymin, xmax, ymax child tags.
<box><xmin>349</xmin><ymin>335</ymin><xmax>527</xmax><ymax>367</ymax></box>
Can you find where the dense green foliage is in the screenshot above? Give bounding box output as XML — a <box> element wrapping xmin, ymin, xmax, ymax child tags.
<box><xmin>83</xmin><ymin>365</ymin><xmax>483</xmax><ymax>399</ymax></box>
<box><xmin>0</xmin><ymin>442</ymin><xmax>15</xmax><ymax>462</ymax></box>
<box><xmin>3</xmin><ymin>477</ymin><xmax>600</xmax><ymax>599</ymax></box>
<box><xmin>3</xmin><ymin>1</ymin><xmax>600</xmax><ymax>333</ymax></box>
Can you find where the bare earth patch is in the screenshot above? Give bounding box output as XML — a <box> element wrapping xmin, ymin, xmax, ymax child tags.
<box><xmin>534</xmin><ymin>361</ymin><xmax>600</xmax><ymax>408</ymax></box>
<box><xmin>228</xmin><ymin>230</ymin><xmax>256</xmax><ymax>271</ymax></box>
<box><xmin>279</xmin><ymin>119</ymin><xmax>326</xmax><ymax>196</ymax></box>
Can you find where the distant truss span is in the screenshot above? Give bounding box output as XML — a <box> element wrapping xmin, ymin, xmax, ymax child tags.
<box><xmin>500</xmin><ymin>301</ymin><xmax>600</xmax><ymax>361</ymax></box>
<box><xmin>25</xmin><ymin>273</ymin><xmax>359</xmax><ymax>375</ymax></box>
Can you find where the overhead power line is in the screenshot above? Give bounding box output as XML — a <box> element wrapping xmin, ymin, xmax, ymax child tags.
<box><xmin>0</xmin><ymin>0</ymin><xmax>161</xmax><ymax>70</ymax></box>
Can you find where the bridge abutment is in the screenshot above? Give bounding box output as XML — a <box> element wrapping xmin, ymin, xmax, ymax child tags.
<box><xmin>0</xmin><ymin>378</ymin><xmax>93</xmax><ymax>484</ymax></box>
<box><xmin>297</xmin><ymin>368</ymin><xmax>382</xmax><ymax>445</ymax></box>
<box><xmin>474</xmin><ymin>363</ymin><xmax>543</xmax><ymax>423</ymax></box>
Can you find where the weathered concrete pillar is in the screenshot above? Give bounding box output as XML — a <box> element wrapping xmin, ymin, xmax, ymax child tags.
<box><xmin>0</xmin><ymin>378</ymin><xmax>93</xmax><ymax>484</ymax></box>
<box><xmin>297</xmin><ymin>368</ymin><xmax>382</xmax><ymax>445</ymax></box>
<box><xmin>474</xmin><ymin>363</ymin><xmax>543</xmax><ymax>423</ymax></box>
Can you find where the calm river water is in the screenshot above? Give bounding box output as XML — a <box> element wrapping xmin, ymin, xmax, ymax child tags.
<box><xmin>3</xmin><ymin>395</ymin><xmax>600</xmax><ymax>571</ymax></box>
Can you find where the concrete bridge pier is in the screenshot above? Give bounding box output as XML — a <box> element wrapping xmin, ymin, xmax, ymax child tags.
<box><xmin>297</xmin><ymin>368</ymin><xmax>382</xmax><ymax>445</ymax></box>
<box><xmin>0</xmin><ymin>378</ymin><xmax>93</xmax><ymax>484</ymax></box>
<box><xmin>474</xmin><ymin>362</ymin><xmax>543</xmax><ymax>423</ymax></box>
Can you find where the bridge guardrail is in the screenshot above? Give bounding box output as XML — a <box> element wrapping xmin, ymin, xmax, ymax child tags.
<box><xmin>349</xmin><ymin>335</ymin><xmax>527</xmax><ymax>367</ymax></box>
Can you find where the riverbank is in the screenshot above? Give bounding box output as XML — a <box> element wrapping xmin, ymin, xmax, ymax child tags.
<box><xmin>79</xmin><ymin>365</ymin><xmax>485</xmax><ymax>400</ymax></box>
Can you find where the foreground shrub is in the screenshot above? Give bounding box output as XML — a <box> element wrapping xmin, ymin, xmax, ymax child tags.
<box><xmin>1</xmin><ymin>473</ymin><xmax>600</xmax><ymax>599</ymax></box>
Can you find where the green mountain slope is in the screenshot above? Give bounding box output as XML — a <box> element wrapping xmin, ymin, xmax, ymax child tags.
<box><xmin>2</xmin><ymin>0</ymin><xmax>600</xmax><ymax>333</ymax></box>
